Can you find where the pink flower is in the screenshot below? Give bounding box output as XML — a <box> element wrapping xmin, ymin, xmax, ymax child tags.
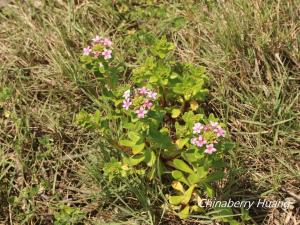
<box><xmin>191</xmin><ymin>138</ymin><xmax>197</xmax><ymax>145</ymax></box>
<box><xmin>123</xmin><ymin>90</ymin><xmax>131</xmax><ymax>99</ymax></box>
<box><xmin>103</xmin><ymin>38</ymin><xmax>112</xmax><ymax>47</ymax></box>
<box><xmin>193</xmin><ymin>122</ymin><xmax>204</xmax><ymax>134</ymax></box>
<box><xmin>214</xmin><ymin>127</ymin><xmax>226</xmax><ymax>137</ymax></box>
<box><xmin>122</xmin><ymin>99</ymin><xmax>132</xmax><ymax>110</ymax></box>
<box><xmin>83</xmin><ymin>46</ymin><xmax>92</xmax><ymax>55</ymax></box>
<box><xmin>204</xmin><ymin>144</ymin><xmax>217</xmax><ymax>154</ymax></box>
<box><xmin>138</xmin><ymin>87</ymin><xmax>148</xmax><ymax>94</ymax></box>
<box><xmin>143</xmin><ymin>99</ymin><xmax>153</xmax><ymax>109</ymax></box>
<box><xmin>204</xmin><ymin>124</ymin><xmax>211</xmax><ymax>131</ymax></box>
<box><xmin>195</xmin><ymin>135</ymin><xmax>207</xmax><ymax>147</ymax></box>
<box><xmin>191</xmin><ymin>135</ymin><xmax>207</xmax><ymax>147</ymax></box>
<box><xmin>147</xmin><ymin>91</ymin><xmax>157</xmax><ymax>99</ymax></box>
<box><xmin>102</xmin><ymin>49</ymin><xmax>112</xmax><ymax>60</ymax></box>
<box><xmin>135</xmin><ymin>107</ymin><xmax>147</xmax><ymax>118</ymax></box>
<box><xmin>92</xmin><ymin>35</ymin><xmax>103</xmax><ymax>43</ymax></box>
<box><xmin>94</xmin><ymin>51</ymin><xmax>101</xmax><ymax>58</ymax></box>
<box><xmin>210</xmin><ymin>121</ymin><xmax>219</xmax><ymax>128</ymax></box>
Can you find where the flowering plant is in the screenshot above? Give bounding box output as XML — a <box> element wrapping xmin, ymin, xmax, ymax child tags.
<box><xmin>122</xmin><ymin>87</ymin><xmax>158</xmax><ymax>118</ymax></box>
<box><xmin>77</xmin><ymin>35</ymin><xmax>235</xmax><ymax>222</ymax></box>
<box><xmin>80</xmin><ymin>35</ymin><xmax>120</xmax><ymax>90</ymax></box>
<box><xmin>82</xmin><ymin>35</ymin><xmax>112</xmax><ymax>66</ymax></box>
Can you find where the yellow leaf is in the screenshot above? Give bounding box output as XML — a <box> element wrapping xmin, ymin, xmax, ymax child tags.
<box><xmin>171</xmin><ymin>109</ymin><xmax>181</xmax><ymax>118</ymax></box>
<box><xmin>182</xmin><ymin>185</ymin><xmax>196</xmax><ymax>205</ymax></box>
<box><xmin>178</xmin><ymin>205</ymin><xmax>190</xmax><ymax>219</ymax></box>
<box><xmin>190</xmin><ymin>100</ymin><xmax>199</xmax><ymax>111</ymax></box>
<box><xmin>171</xmin><ymin>181</ymin><xmax>185</xmax><ymax>193</ymax></box>
<box><xmin>175</xmin><ymin>138</ymin><xmax>189</xmax><ymax>149</ymax></box>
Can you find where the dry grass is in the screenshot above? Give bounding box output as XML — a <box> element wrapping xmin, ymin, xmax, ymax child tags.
<box><xmin>0</xmin><ymin>0</ymin><xmax>299</xmax><ymax>224</ymax></box>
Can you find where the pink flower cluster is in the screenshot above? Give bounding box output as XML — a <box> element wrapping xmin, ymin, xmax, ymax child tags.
<box><xmin>122</xmin><ymin>87</ymin><xmax>157</xmax><ymax>119</ymax></box>
<box><xmin>191</xmin><ymin>121</ymin><xmax>226</xmax><ymax>154</ymax></box>
<box><xmin>83</xmin><ymin>35</ymin><xmax>113</xmax><ymax>60</ymax></box>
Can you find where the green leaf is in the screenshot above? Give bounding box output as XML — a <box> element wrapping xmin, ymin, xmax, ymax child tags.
<box><xmin>173</xmin><ymin>159</ymin><xmax>194</xmax><ymax>174</ymax></box>
<box><xmin>191</xmin><ymin>205</ymin><xmax>205</xmax><ymax>213</ymax></box>
<box><xmin>205</xmin><ymin>171</ymin><xmax>224</xmax><ymax>183</ymax></box>
<box><xmin>171</xmin><ymin>170</ymin><xmax>189</xmax><ymax>185</ymax></box>
<box><xmin>149</xmin><ymin>127</ymin><xmax>175</xmax><ymax>149</ymax></box>
<box><xmin>161</xmin><ymin>79</ymin><xmax>168</xmax><ymax>85</ymax></box>
<box><xmin>162</xmin><ymin>148</ymin><xmax>180</xmax><ymax>159</ymax></box>
<box><xmin>182</xmin><ymin>185</ymin><xmax>196</xmax><ymax>205</ymax></box>
<box><xmin>212</xmin><ymin>160</ymin><xmax>227</xmax><ymax>169</ymax></box>
<box><xmin>149</xmin><ymin>75</ymin><xmax>159</xmax><ymax>83</ymax></box>
<box><xmin>170</xmin><ymin>72</ymin><xmax>178</xmax><ymax>79</ymax></box>
<box><xmin>204</xmin><ymin>184</ymin><xmax>214</xmax><ymax>198</ymax></box>
<box><xmin>172</xmin><ymin>170</ymin><xmax>184</xmax><ymax>179</ymax></box>
<box><xmin>223</xmin><ymin>142</ymin><xmax>235</xmax><ymax>151</ymax></box>
<box><xmin>175</xmin><ymin>138</ymin><xmax>189</xmax><ymax>149</ymax></box>
<box><xmin>128</xmin><ymin>131</ymin><xmax>141</xmax><ymax>143</ymax></box>
<box><xmin>196</xmin><ymin>167</ymin><xmax>208</xmax><ymax>178</ymax></box>
<box><xmin>182</xmin><ymin>111</ymin><xmax>203</xmax><ymax>129</ymax></box>
<box><xmin>187</xmin><ymin>173</ymin><xmax>200</xmax><ymax>185</ymax></box>
<box><xmin>171</xmin><ymin>108</ymin><xmax>181</xmax><ymax>118</ymax></box>
<box><xmin>187</xmin><ymin>173</ymin><xmax>201</xmax><ymax>185</ymax></box>
<box><xmin>175</xmin><ymin>122</ymin><xmax>188</xmax><ymax>137</ymax></box>
<box><xmin>144</xmin><ymin>149</ymin><xmax>156</xmax><ymax>167</ymax></box>
<box><xmin>119</xmin><ymin>139</ymin><xmax>134</xmax><ymax>147</ymax></box>
<box><xmin>178</xmin><ymin>205</ymin><xmax>190</xmax><ymax>219</ymax></box>
<box><xmin>184</xmin><ymin>93</ymin><xmax>192</xmax><ymax>100</ymax></box>
<box><xmin>150</xmin><ymin>36</ymin><xmax>174</xmax><ymax>59</ymax></box>
<box><xmin>125</xmin><ymin>155</ymin><xmax>145</xmax><ymax>166</ymax></box>
<box><xmin>181</xmin><ymin>149</ymin><xmax>204</xmax><ymax>163</ymax></box>
<box><xmin>169</xmin><ymin>195</ymin><xmax>184</xmax><ymax>206</ymax></box>
<box><xmin>132</xmin><ymin>143</ymin><xmax>145</xmax><ymax>154</ymax></box>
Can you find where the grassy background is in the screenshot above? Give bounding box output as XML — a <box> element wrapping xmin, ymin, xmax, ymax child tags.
<box><xmin>0</xmin><ymin>0</ymin><xmax>299</xmax><ymax>224</ymax></box>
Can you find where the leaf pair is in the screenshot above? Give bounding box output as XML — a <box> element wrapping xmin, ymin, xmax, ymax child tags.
<box><xmin>119</xmin><ymin>131</ymin><xmax>145</xmax><ymax>155</ymax></box>
<box><xmin>169</xmin><ymin>184</ymin><xmax>196</xmax><ymax>206</ymax></box>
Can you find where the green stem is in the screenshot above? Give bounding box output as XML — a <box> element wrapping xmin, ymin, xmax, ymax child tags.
<box><xmin>159</xmin><ymin>86</ymin><xmax>167</xmax><ymax>107</ymax></box>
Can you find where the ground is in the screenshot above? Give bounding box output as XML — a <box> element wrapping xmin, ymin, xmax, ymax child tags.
<box><xmin>0</xmin><ymin>0</ymin><xmax>299</xmax><ymax>224</ymax></box>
